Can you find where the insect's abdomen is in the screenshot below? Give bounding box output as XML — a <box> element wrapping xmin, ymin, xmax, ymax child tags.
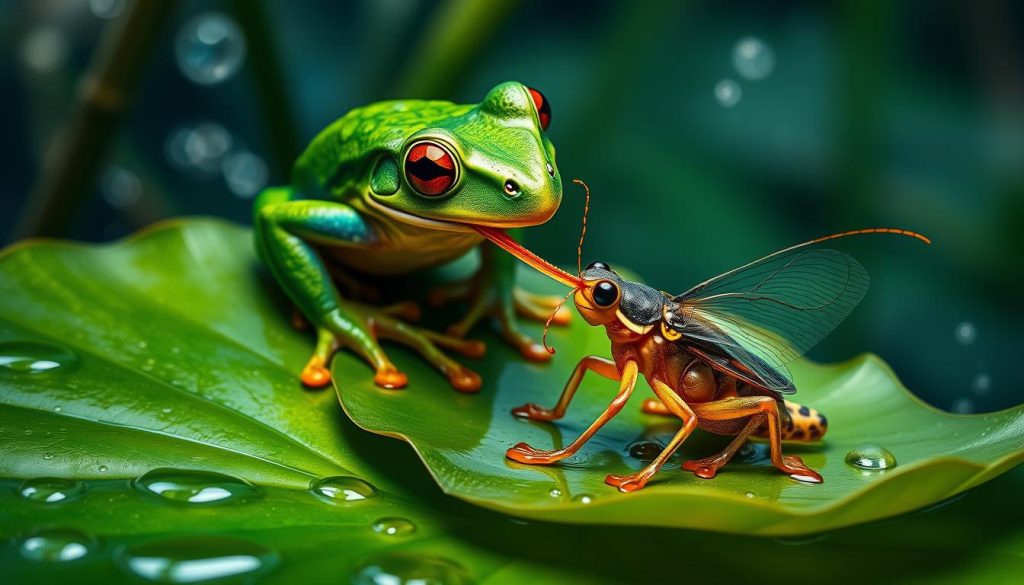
<box><xmin>759</xmin><ymin>400</ymin><xmax>828</xmax><ymax>441</ymax></box>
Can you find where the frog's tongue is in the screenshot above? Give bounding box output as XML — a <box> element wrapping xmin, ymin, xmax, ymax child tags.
<box><xmin>472</xmin><ymin>226</ymin><xmax>582</xmax><ymax>288</ymax></box>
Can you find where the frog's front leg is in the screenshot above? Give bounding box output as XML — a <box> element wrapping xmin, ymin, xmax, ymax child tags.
<box><xmin>429</xmin><ymin>233</ymin><xmax>571</xmax><ymax>361</ymax></box>
<box><xmin>254</xmin><ymin>187</ymin><xmax>484</xmax><ymax>392</ymax></box>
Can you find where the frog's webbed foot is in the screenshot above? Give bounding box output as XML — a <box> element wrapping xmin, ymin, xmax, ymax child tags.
<box><xmin>429</xmin><ymin>278</ymin><xmax>571</xmax><ymax>362</ymax></box>
<box><xmin>300</xmin><ymin>301</ymin><xmax>484</xmax><ymax>393</ymax></box>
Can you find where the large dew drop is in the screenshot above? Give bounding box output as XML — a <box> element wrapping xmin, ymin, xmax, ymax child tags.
<box><xmin>0</xmin><ymin>341</ymin><xmax>78</xmax><ymax>373</ymax></box>
<box><xmin>135</xmin><ymin>468</ymin><xmax>260</xmax><ymax>504</ymax></box>
<box><xmin>19</xmin><ymin>529</ymin><xmax>94</xmax><ymax>562</ymax></box>
<box><xmin>372</xmin><ymin>517</ymin><xmax>416</xmax><ymax>537</ymax></box>
<box><xmin>19</xmin><ymin>477</ymin><xmax>86</xmax><ymax>504</ymax></box>
<box><xmin>352</xmin><ymin>553</ymin><xmax>472</xmax><ymax>585</ymax></box>
<box><xmin>845</xmin><ymin>445</ymin><xmax>897</xmax><ymax>470</ymax></box>
<box><xmin>117</xmin><ymin>536</ymin><xmax>277</xmax><ymax>583</ymax></box>
<box><xmin>310</xmin><ymin>476</ymin><xmax>377</xmax><ymax>503</ymax></box>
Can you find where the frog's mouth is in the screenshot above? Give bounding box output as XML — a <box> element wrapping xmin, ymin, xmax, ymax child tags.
<box><xmin>472</xmin><ymin>226</ymin><xmax>583</xmax><ymax>289</ymax></box>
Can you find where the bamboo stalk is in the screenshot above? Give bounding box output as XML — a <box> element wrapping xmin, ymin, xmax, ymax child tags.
<box><xmin>11</xmin><ymin>0</ymin><xmax>178</xmax><ymax>241</ymax></box>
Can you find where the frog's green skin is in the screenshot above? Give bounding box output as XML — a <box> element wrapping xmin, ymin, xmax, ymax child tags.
<box><xmin>253</xmin><ymin>82</ymin><xmax>566</xmax><ymax>392</ymax></box>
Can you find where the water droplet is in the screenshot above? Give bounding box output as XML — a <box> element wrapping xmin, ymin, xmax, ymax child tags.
<box><xmin>733</xmin><ymin>37</ymin><xmax>775</xmax><ymax>80</ymax></box>
<box><xmin>137</xmin><ymin>341</ymin><xmax>148</xmax><ymax>349</ymax></box>
<box><xmin>175</xmin><ymin>13</ymin><xmax>247</xmax><ymax>85</ymax></box>
<box><xmin>21</xmin><ymin>27</ymin><xmax>68</xmax><ymax>74</ymax></box>
<box><xmin>627</xmin><ymin>441</ymin><xmax>663</xmax><ymax>461</ymax></box>
<box><xmin>53</xmin><ymin>406</ymin><xmax>62</xmax><ymax>412</ymax></box>
<box><xmin>43</xmin><ymin>453</ymin><xmax>54</xmax><ymax>460</ymax></box>
<box><xmin>98</xmin><ymin>465</ymin><xmax>108</xmax><ymax>472</ymax></box>
<box><xmin>102</xmin><ymin>167</ymin><xmax>143</xmax><ymax>209</ymax></box>
<box><xmin>950</xmin><ymin>397</ymin><xmax>975</xmax><ymax>414</ymax></box>
<box><xmin>971</xmin><ymin>373</ymin><xmax>991</xmax><ymax>396</ymax></box>
<box><xmin>161</xmin><ymin>407</ymin><xmax>173</xmax><ymax>414</ymax></box>
<box><xmin>0</xmin><ymin>341</ymin><xmax>78</xmax><ymax>373</ymax></box>
<box><xmin>135</xmin><ymin>468</ymin><xmax>260</xmax><ymax>504</ymax></box>
<box><xmin>310</xmin><ymin>476</ymin><xmax>377</xmax><ymax>503</ymax></box>
<box><xmin>845</xmin><ymin>445</ymin><xmax>897</xmax><ymax>470</ymax></box>
<box><xmin>19</xmin><ymin>529</ymin><xmax>94</xmax><ymax>562</ymax></box>
<box><xmin>714</xmin><ymin>79</ymin><xmax>742</xmax><ymax>108</ymax></box>
<box><xmin>222</xmin><ymin>151</ymin><xmax>268</xmax><ymax>198</ymax></box>
<box><xmin>117</xmin><ymin>536</ymin><xmax>277</xmax><ymax>583</ymax></box>
<box><xmin>548</xmin><ymin>488</ymin><xmax>562</xmax><ymax>497</ymax></box>
<box><xmin>352</xmin><ymin>553</ymin><xmax>472</xmax><ymax>585</ymax></box>
<box><xmin>372</xmin><ymin>517</ymin><xmax>416</xmax><ymax>537</ymax></box>
<box><xmin>90</xmin><ymin>0</ymin><xmax>125</xmax><ymax>19</ymax></box>
<box><xmin>572</xmin><ymin>494</ymin><xmax>594</xmax><ymax>505</ymax></box>
<box><xmin>745</xmin><ymin>492</ymin><xmax>755</xmax><ymax>499</ymax></box>
<box><xmin>19</xmin><ymin>478</ymin><xmax>85</xmax><ymax>503</ymax></box>
<box><xmin>954</xmin><ymin>321</ymin><xmax>977</xmax><ymax>345</ymax></box>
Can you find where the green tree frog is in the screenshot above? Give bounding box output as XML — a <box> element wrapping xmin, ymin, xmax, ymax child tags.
<box><xmin>253</xmin><ymin>81</ymin><xmax>570</xmax><ymax>393</ymax></box>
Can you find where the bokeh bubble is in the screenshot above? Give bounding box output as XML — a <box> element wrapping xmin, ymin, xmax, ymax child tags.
<box><xmin>733</xmin><ymin>37</ymin><xmax>775</xmax><ymax>80</ymax></box>
<box><xmin>175</xmin><ymin>13</ymin><xmax>246</xmax><ymax>85</ymax></box>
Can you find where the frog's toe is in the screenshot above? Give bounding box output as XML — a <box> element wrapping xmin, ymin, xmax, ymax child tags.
<box><xmin>373</xmin><ymin>367</ymin><xmax>408</xmax><ymax>390</ymax></box>
<box><xmin>445</xmin><ymin>365</ymin><xmax>481</xmax><ymax>393</ymax></box>
<box><xmin>500</xmin><ymin>327</ymin><xmax>552</xmax><ymax>362</ymax></box>
<box><xmin>300</xmin><ymin>360</ymin><xmax>332</xmax><ymax>389</ymax></box>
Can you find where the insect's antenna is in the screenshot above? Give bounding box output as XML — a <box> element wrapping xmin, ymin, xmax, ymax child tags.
<box><xmin>573</xmin><ymin>178</ymin><xmax>591</xmax><ymax>277</ymax></box>
<box><xmin>542</xmin><ymin>288</ymin><xmax>576</xmax><ymax>355</ymax></box>
<box><xmin>541</xmin><ymin>179</ymin><xmax>592</xmax><ymax>355</ymax></box>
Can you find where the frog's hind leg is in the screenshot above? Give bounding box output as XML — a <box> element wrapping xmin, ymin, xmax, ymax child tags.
<box><xmin>685</xmin><ymin>397</ymin><xmax>822</xmax><ymax>483</ymax></box>
<box><xmin>254</xmin><ymin>187</ymin><xmax>482</xmax><ymax>392</ymax></box>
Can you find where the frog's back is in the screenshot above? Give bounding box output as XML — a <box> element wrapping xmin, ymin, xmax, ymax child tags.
<box><xmin>294</xmin><ymin>99</ymin><xmax>474</xmax><ymax>197</ymax></box>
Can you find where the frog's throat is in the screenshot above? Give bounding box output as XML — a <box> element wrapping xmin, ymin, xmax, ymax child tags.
<box><xmin>473</xmin><ymin>226</ymin><xmax>583</xmax><ymax>289</ymax></box>
<box><xmin>363</xmin><ymin>197</ymin><xmax>582</xmax><ymax>289</ymax></box>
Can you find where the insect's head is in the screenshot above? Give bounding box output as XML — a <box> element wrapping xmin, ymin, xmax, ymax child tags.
<box><xmin>575</xmin><ymin>262</ymin><xmax>668</xmax><ymax>334</ymax></box>
<box><xmin>574</xmin><ymin>262</ymin><xmax>622</xmax><ymax>326</ymax></box>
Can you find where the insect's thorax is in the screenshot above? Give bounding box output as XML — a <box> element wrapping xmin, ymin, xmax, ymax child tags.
<box><xmin>610</xmin><ymin>328</ymin><xmax>735</xmax><ymax>404</ymax></box>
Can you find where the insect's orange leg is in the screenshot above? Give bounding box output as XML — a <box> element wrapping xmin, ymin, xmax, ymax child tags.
<box><xmin>689</xmin><ymin>397</ymin><xmax>822</xmax><ymax>483</ymax></box>
<box><xmin>512</xmin><ymin>355</ymin><xmax>619</xmax><ymax>421</ymax></box>
<box><xmin>506</xmin><ymin>360</ymin><xmax>639</xmax><ymax>465</ymax></box>
<box><xmin>681</xmin><ymin>413</ymin><xmax>763</xmax><ymax>479</ymax></box>
<box><xmin>606</xmin><ymin>379</ymin><xmax>698</xmax><ymax>492</ymax></box>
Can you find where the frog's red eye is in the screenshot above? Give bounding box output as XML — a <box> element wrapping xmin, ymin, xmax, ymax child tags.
<box><xmin>405</xmin><ymin>140</ymin><xmax>458</xmax><ymax>197</ymax></box>
<box><xmin>527</xmin><ymin>87</ymin><xmax>551</xmax><ymax>130</ymax></box>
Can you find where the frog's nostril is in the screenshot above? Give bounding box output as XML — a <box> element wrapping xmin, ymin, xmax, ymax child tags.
<box><xmin>503</xmin><ymin>179</ymin><xmax>521</xmax><ymax>197</ymax></box>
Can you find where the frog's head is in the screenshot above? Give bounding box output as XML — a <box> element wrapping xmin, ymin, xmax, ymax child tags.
<box><xmin>367</xmin><ymin>81</ymin><xmax>561</xmax><ymax>234</ymax></box>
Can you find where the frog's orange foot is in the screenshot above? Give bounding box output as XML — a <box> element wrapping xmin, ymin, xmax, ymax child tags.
<box><xmin>604</xmin><ymin>473</ymin><xmax>649</xmax><ymax>492</ymax></box>
<box><xmin>373</xmin><ymin>367</ymin><xmax>408</xmax><ymax>390</ymax></box>
<box><xmin>300</xmin><ymin>359</ymin><xmax>332</xmax><ymax>389</ymax></box>
<box><xmin>506</xmin><ymin>442</ymin><xmax>560</xmax><ymax>465</ymax></box>
<box><xmin>511</xmin><ymin>402</ymin><xmax>560</xmax><ymax>421</ymax></box>
<box><xmin>778</xmin><ymin>455</ymin><xmax>823</xmax><ymax>483</ymax></box>
<box><xmin>682</xmin><ymin>458</ymin><xmax>724</xmax><ymax>479</ymax></box>
<box><xmin>445</xmin><ymin>365</ymin><xmax>481</xmax><ymax>393</ymax></box>
<box><xmin>640</xmin><ymin>398</ymin><xmax>673</xmax><ymax>416</ymax></box>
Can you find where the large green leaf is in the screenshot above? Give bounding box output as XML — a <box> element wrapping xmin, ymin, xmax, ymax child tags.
<box><xmin>337</xmin><ymin>250</ymin><xmax>1024</xmax><ymax>536</ymax></box>
<box><xmin>2</xmin><ymin>219</ymin><xmax>1023</xmax><ymax>584</ymax></box>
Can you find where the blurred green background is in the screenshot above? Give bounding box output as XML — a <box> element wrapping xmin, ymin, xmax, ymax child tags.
<box><xmin>2</xmin><ymin>0</ymin><xmax>1020</xmax><ymax>412</ymax></box>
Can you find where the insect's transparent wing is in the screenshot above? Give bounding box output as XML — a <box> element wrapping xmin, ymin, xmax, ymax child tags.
<box><xmin>670</xmin><ymin>248</ymin><xmax>870</xmax><ymax>390</ymax></box>
<box><xmin>675</xmin><ymin>317</ymin><xmax>796</xmax><ymax>393</ymax></box>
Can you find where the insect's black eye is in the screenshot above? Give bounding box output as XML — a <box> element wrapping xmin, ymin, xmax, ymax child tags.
<box><xmin>405</xmin><ymin>140</ymin><xmax>458</xmax><ymax>197</ymax></box>
<box><xmin>592</xmin><ymin>281</ymin><xmax>618</xmax><ymax>307</ymax></box>
<box><xmin>587</xmin><ymin>261</ymin><xmax>610</xmax><ymax>271</ymax></box>
<box><xmin>527</xmin><ymin>86</ymin><xmax>551</xmax><ymax>130</ymax></box>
